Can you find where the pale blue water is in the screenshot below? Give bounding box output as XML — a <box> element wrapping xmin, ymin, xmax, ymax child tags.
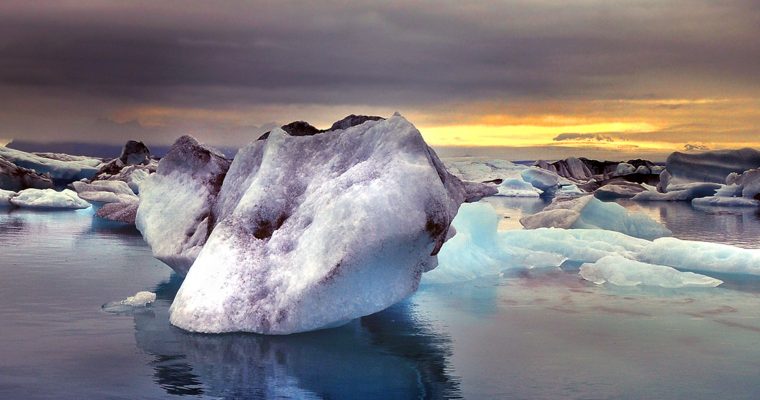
<box><xmin>2</xmin><ymin>202</ymin><xmax>760</xmax><ymax>399</ymax></box>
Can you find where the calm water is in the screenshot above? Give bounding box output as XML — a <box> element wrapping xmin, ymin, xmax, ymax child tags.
<box><xmin>2</xmin><ymin>202</ymin><xmax>760</xmax><ymax>399</ymax></box>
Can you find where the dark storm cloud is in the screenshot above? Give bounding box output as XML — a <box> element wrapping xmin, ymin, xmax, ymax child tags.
<box><xmin>0</xmin><ymin>0</ymin><xmax>758</xmax><ymax>145</ymax></box>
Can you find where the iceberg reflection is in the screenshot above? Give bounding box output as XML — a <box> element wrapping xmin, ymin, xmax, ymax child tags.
<box><xmin>132</xmin><ymin>276</ymin><xmax>461</xmax><ymax>399</ymax></box>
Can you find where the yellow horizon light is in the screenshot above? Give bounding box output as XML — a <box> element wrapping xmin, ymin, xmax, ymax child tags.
<box><xmin>419</xmin><ymin>121</ymin><xmax>658</xmax><ymax>147</ymax></box>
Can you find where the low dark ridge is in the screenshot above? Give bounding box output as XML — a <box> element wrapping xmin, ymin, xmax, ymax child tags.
<box><xmin>258</xmin><ymin>114</ymin><xmax>384</xmax><ymax>141</ymax></box>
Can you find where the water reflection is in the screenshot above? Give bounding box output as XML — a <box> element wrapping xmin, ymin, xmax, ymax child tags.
<box><xmin>616</xmin><ymin>200</ymin><xmax>760</xmax><ymax>248</ymax></box>
<box><xmin>133</xmin><ymin>277</ymin><xmax>461</xmax><ymax>399</ymax></box>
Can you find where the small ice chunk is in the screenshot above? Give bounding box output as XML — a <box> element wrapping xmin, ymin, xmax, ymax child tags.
<box><xmin>579</xmin><ymin>255</ymin><xmax>723</xmax><ymax>288</ymax></box>
<box><xmin>102</xmin><ymin>291</ymin><xmax>157</xmax><ymax>313</ymax></box>
<box><xmin>9</xmin><ymin>188</ymin><xmax>90</xmax><ymax>210</ymax></box>
<box><xmin>692</xmin><ymin>196</ymin><xmax>760</xmax><ymax>208</ymax></box>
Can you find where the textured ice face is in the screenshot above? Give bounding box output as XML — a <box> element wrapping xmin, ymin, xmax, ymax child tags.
<box><xmin>0</xmin><ymin>146</ymin><xmax>100</xmax><ymax>181</ymax></box>
<box><xmin>665</xmin><ymin>148</ymin><xmax>760</xmax><ymax>186</ymax></box>
<box><xmin>9</xmin><ymin>188</ymin><xmax>90</xmax><ymax>210</ymax></box>
<box><xmin>169</xmin><ymin>115</ymin><xmax>468</xmax><ymax>334</ymax></box>
<box><xmin>135</xmin><ymin>136</ymin><xmax>231</xmax><ymax>276</ymax></box>
<box><xmin>73</xmin><ymin>180</ymin><xmax>138</xmax><ymax>204</ymax></box>
<box><xmin>520</xmin><ymin>196</ymin><xmax>672</xmax><ymax>240</ymax></box>
<box><xmin>579</xmin><ymin>256</ymin><xmax>722</xmax><ymax>288</ymax></box>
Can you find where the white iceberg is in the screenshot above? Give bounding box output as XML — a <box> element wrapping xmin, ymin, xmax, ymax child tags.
<box><xmin>9</xmin><ymin>188</ymin><xmax>90</xmax><ymax>210</ymax></box>
<box><xmin>0</xmin><ymin>146</ymin><xmax>100</xmax><ymax>181</ymax></box>
<box><xmin>520</xmin><ymin>196</ymin><xmax>671</xmax><ymax>240</ymax></box>
<box><xmin>163</xmin><ymin>114</ymin><xmax>469</xmax><ymax>334</ymax></box>
<box><xmin>579</xmin><ymin>255</ymin><xmax>723</xmax><ymax>288</ymax></box>
<box><xmin>136</xmin><ymin>136</ymin><xmax>231</xmax><ymax>275</ymax></box>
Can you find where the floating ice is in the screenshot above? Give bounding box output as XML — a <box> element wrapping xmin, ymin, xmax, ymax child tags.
<box><xmin>166</xmin><ymin>114</ymin><xmax>469</xmax><ymax>334</ymax></box>
<box><xmin>423</xmin><ymin>202</ymin><xmax>565</xmax><ymax>284</ymax></box>
<box><xmin>594</xmin><ymin>181</ymin><xmax>647</xmax><ymax>200</ymax></box>
<box><xmin>9</xmin><ymin>188</ymin><xmax>90</xmax><ymax>210</ymax></box>
<box><xmin>579</xmin><ymin>256</ymin><xmax>723</xmax><ymax>288</ymax></box>
<box><xmin>631</xmin><ymin>182</ymin><xmax>720</xmax><ymax>201</ymax></box>
<box><xmin>102</xmin><ymin>291</ymin><xmax>157</xmax><ymax>313</ymax></box>
<box><xmin>0</xmin><ymin>146</ymin><xmax>100</xmax><ymax>181</ymax></box>
<box><xmin>496</xmin><ymin>178</ymin><xmax>542</xmax><ymax>197</ymax></box>
<box><xmin>691</xmin><ymin>196</ymin><xmax>760</xmax><ymax>208</ymax></box>
<box><xmin>520</xmin><ymin>168</ymin><xmax>559</xmax><ymax>192</ymax></box>
<box><xmin>664</xmin><ymin>148</ymin><xmax>760</xmax><ymax>186</ymax></box>
<box><xmin>73</xmin><ymin>180</ymin><xmax>138</xmax><ymax>204</ymax></box>
<box><xmin>520</xmin><ymin>196</ymin><xmax>671</xmax><ymax>240</ymax></box>
<box><xmin>640</xmin><ymin>238</ymin><xmax>760</xmax><ymax>276</ymax></box>
<box><xmin>556</xmin><ymin>184</ymin><xmax>585</xmax><ymax>196</ymax></box>
<box><xmin>96</xmin><ymin>201</ymin><xmax>139</xmax><ymax>224</ymax></box>
<box><xmin>615</xmin><ymin>163</ymin><xmax>636</xmax><ymax>176</ymax></box>
<box><xmin>0</xmin><ymin>157</ymin><xmax>53</xmax><ymax>191</ymax></box>
<box><xmin>444</xmin><ymin>159</ymin><xmax>528</xmax><ymax>182</ymax></box>
<box><xmin>0</xmin><ymin>189</ymin><xmax>15</xmax><ymax>208</ymax></box>
<box><xmin>136</xmin><ymin>136</ymin><xmax>231</xmax><ymax>275</ymax></box>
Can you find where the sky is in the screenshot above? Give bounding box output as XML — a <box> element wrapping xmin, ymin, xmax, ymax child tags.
<box><xmin>0</xmin><ymin>0</ymin><xmax>758</xmax><ymax>160</ymax></box>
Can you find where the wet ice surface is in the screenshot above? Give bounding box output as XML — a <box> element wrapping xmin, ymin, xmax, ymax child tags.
<box><xmin>2</xmin><ymin>201</ymin><xmax>760</xmax><ymax>399</ymax></box>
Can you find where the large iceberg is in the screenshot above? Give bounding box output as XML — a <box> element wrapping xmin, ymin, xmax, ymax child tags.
<box><xmin>139</xmin><ymin>114</ymin><xmax>470</xmax><ymax>334</ymax></box>
<box><xmin>519</xmin><ymin>196</ymin><xmax>671</xmax><ymax>240</ymax></box>
<box><xmin>9</xmin><ymin>188</ymin><xmax>90</xmax><ymax>210</ymax></box>
<box><xmin>579</xmin><ymin>256</ymin><xmax>722</xmax><ymax>288</ymax></box>
<box><xmin>0</xmin><ymin>146</ymin><xmax>101</xmax><ymax>182</ymax></box>
<box><xmin>136</xmin><ymin>136</ymin><xmax>231</xmax><ymax>275</ymax></box>
<box><xmin>664</xmin><ymin>148</ymin><xmax>760</xmax><ymax>186</ymax></box>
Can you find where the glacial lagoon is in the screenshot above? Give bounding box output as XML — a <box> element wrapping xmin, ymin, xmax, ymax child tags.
<box><xmin>2</xmin><ymin>201</ymin><xmax>760</xmax><ymax>399</ymax></box>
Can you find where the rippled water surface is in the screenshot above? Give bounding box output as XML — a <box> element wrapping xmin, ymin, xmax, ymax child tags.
<box><xmin>2</xmin><ymin>202</ymin><xmax>760</xmax><ymax>399</ymax></box>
